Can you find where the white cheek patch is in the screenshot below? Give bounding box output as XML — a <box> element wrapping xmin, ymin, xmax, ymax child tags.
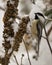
<box><xmin>37</xmin><ymin>14</ymin><xmax>45</xmax><ymax>23</ymax></box>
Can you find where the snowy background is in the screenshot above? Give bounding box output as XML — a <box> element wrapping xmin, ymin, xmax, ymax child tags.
<box><xmin>0</xmin><ymin>0</ymin><xmax>52</xmax><ymax>65</ymax></box>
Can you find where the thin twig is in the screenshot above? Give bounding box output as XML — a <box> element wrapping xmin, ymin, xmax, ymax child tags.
<box><xmin>43</xmin><ymin>25</ymin><xmax>52</xmax><ymax>54</ymax></box>
<box><xmin>0</xmin><ymin>6</ymin><xmax>5</xmax><ymax>11</ymax></box>
<box><xmin>47</xmin><ymin>26</ymin><xmax>52</xmax><ymax>37</ymax></box>
<box><xmin>46</xmin><ymin>18</ymin><xmax>52</xmax><ymax>21</ymax></box>
<box><xmin>16</xmin><ymin>16</ymin><xmax>21</xmax><ymax>20</ymax></box>
<box><xmin>44</xmin><ymin>17</ymin><xmax>52</xmax><ymax>25</ymax></box>
<box><xmin>42</xmin><ymin>35</ymin><xmax>47</xmax><ymax>39</ymax></box>
<box><xmin>0</xmin><ymin>50</ymin><xmax>5</xmax><ymax>53</ymax></box>
<box><xmin>23</xmin><ymin>39</ymin><xmax>32</xmax><ymax>65</ymax></box>
<box><xmin>21</xmin><ymin>54</ymin><xmax>24</xmax><ymax>65</ymax></box>
<box><xmin>13</xmin><ymin>53</ymin><xmax>19</xmax><ymax>65</ymax></box>
<box><xmin>21</xmin><ymin>57</ymin><xmax>23</xmax><ymax>65</ymax></box>
<box><xmin>21</xmin><ymin>56</ymin><xmax>23</xmax><ymax>65</ymax></box>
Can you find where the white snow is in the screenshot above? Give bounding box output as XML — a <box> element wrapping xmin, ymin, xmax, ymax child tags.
<box><xmin>0</xmin><ymin>10</ymin><xmax>5</xmax><ymax>58</ymax></box>
<box><xmin>11</xmin><ymin>21</ymin><xmax>19</xmax><ymax>35</ymax></box>
<box><xmin>35</xmin><ymin>0</ymin><xmax>46</xmax><ymax>11</ymax></box>
<box><xmin>6</xmin><ymin>37</ymin><xmax>14</xmax><ymax>47</ymax></box>
<box><xmin>8</xmin><ymin>18</ymin><xmax>13</xmax><ymax>21</ymax></box>
<box><xmin>18</xmin><ymin>0</ymin><xmax>32</xmax><ymax>17</ymax></box>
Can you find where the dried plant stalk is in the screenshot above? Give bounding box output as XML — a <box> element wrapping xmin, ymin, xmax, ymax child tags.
<box><xmin>13</xmin><ymin>54</ymin><xmax>19</xmax><ymax>65</ymax></box>
<box><xmin>13</xmin><ymin>16</ymin><xmax>30</xmax><ymax>51</ymax></box>
<box><xmin>0</xmin><ymin>6</ymin><xmax>5</xmax><ymax>11</ymax></box>
<box><xmin>43</xmin><ymin>25</ymin><xmax>52</xmax><ymax>54</ymax></box>
<box><xmin>47</xmin><ymin>26</ymin><xmax>52</xmax><ymax>37</ymax></box>
<box><xmin>23</xmin><ymin>39</ymin><xmax>32</xmax><ymax>65</ymax></box>
<box><xmin>21</xmin><ymin>54</ymin><xmax>24</xmax><ymax>65</ymax></box>
<box><xmin>0</xmin><ymin>0</ymin><xmax>19</xmax><ymax>65</ymax></box>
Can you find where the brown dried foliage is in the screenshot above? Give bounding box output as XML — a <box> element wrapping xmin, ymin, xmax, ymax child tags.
<box><xmin>0</xmin><ymin>0</ymin><xmax>19</xmax><ymax>65</ymax></box>
<box><xmin>13</xmin><ymin>16</ymin><xmax>30</xmax><ymax>51</ymax></box>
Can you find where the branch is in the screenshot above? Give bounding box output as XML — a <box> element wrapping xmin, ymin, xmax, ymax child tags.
<box><xmin>23</xmin><ymin>39</ymin><xmax>32</xmax><ymax>65</ymax></box>
<box><xmin>13</xmin><ymin>54</ymin><xmax>19</xmax><ymax>65</ymax></box>
<box><xmin>43</xmin><ymin>24</ymin><xmax>52</xmax><ymax>54</ymax></box>
<box><xmin>42</xmin><ymin>35</ymin><xmax>47</xmax><ymax>39</ymax></box>
<box><xmin>0</xmin><ymin>50</ymin><xmax>5</xmax><ymax>53</ymax></box>
<box><xmin>16</xmin><ymin>16</ymin><xmax>21</xmax><ymax>20</ymax></box>
<box><xmin>0</xmin><ymin>6</ymin><xmax>5</xmax><ymax>11</ymax></box>
<box><xmin>21</xmin><ymin>54</ymin><xmax>24</xmax><ymax>65</ymax></box>
<box><xmin>45</xmin><ymin>18</ymin><xmax>52</xmax><ymax>25</ymax></box>
<box><xmin>47</xmin><ymin>26</ymin><xmax>52</xmax><ymax>37</ymax></box>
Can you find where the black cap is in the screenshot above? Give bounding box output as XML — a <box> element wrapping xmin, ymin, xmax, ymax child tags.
<box><xmin>35</xmin><ymin>13</ymin><xmax>39</xmax><ymax>19</ymax></box>
<box><xmin>35</xmin><ymin>12</ymin><xmax>45</xmax><ymax>20</ymax></box>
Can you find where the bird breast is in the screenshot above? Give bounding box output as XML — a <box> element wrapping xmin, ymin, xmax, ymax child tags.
<box><xmin>31</xmin><ymin>20</ymin><xmax>38</xmax><ymax>38</ymax></box>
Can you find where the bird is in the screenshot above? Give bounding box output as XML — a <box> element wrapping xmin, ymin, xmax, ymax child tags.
<box><xmin>31</xmin><ymin>12</ymin><xmax>45</xmax><ymax>38</ymax></box>
<box><xmin>30</xmin><ymin>12</ymin><xmax>45</xmax><ymax>60</ymax></box>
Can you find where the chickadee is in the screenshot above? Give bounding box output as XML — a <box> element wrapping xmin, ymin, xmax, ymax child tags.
<box><xmin>30</xmin><ymin>12</ymin><xmax>45</xmax><ymax>59</ymax></box>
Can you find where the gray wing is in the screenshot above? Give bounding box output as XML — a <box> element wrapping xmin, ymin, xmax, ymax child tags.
<box><xmin>36</xmin><ymin>21</ymin><xmax>42</xmax><ymax>40</ymax></box>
